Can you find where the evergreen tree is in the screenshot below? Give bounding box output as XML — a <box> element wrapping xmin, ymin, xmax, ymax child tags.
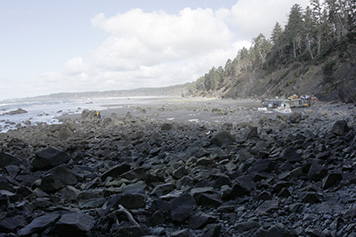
<box><xmin>286</xmin><ymin>4</ymin><xmax>304</xmax><ymax>58</ymax></box>
<box><xmin>310</xmin><ymin>0</ymin><xmax>323</xmax><ymax>54</ymax></box>
<box><xmin>304</xmin><ymin>6</ymin><xmax>316</xmax><ymax>59</ymax></box>
<box><xmin>271</xmin><ymin>22</ymin><xmax>283</xmax><ymax>45</ymax></box>
<box><xmin>251</xmin><ymin>33</ymin><xmax>272</xmax><ymax>64</ymax></box>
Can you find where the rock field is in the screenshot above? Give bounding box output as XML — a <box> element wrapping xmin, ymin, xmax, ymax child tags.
<box><xmin>0</xmin><ymin>101</ymin><xmax>356</xmax><ymax>236</ymax></box>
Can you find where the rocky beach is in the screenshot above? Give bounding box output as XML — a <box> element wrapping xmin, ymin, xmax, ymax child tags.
<box><xmin>0</xmin><ymin>98</ymin><xmax>356</xmax><ymax>236</ymax></box>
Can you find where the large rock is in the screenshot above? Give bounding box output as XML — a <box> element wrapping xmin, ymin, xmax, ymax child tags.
<box><xmin>101</xmin><ymin>163</ymin><xmax>131</xmax><ymax>181</ymax></box>
<box><xmin>210</xmin><ymin>131</ymin><xmax>236</xmax><ymax>147</ymax></box>
<box><xmin>195</xmin><ymin>193</ymin><xmax>223</xmax><ymax>208</ymax></box>
<box><xmin>322</xmin><ymin>173</ymin><xmax>343</xmax><ymax>189</ymax></box>
<box><xmin>32</xmin><ymin>147</ymin><xmax>71</xmax><ymax>170</ymax></box>
<box><xmin>6</xmin><ymin>108</ymin><xmax>28</xmax><ymax>115</ymax></box>
<box><xmin>230</xmin><ymin>175</ymin><xmax>255</xmax><ymax>199</ymax></box>
<box><xmin>189</xmin><ymin>211</ymin><xmax>217</xmax><ymax>229</ymax></box>
<box><xmin>17</xmin><ymin>213</ymin><xmax>60</xmax><ymax>236</ymax></box>
<box><xmin>39</xmin><ymin>165</ymin><xmax>78</xmax><ymax>193</ymax></box>
<box><xmin>256</xmin><ymin>200</ymin><xmax>279</xmax><ymax>214</ymax></box>
<box><xmin>117</xmin><ymin>193</ymin><xmax>146</xmax><ymax>209</ymax></box>
<box><xmin>331</xmin><ymin>120</ymin><xmax>350</xmax><ymax>135</ymax></box>
<box><xmin>246</xmin><ymin>126</ymin><xmax>259</xmax><ymax>140</ymax></box>
<box><xmin>0</xmin><ymin>215</ymin><xmax>27</xmax><ymax>233</ymax></box>
<box><xmin>50</xmin><ymin>213</ymin><xmax>94</xmax><ymax>236</ymax></box>
<box><xmin>0</xmin><ymin>152</ymin><xmax>22</xmax><ymax>168</ymax></box>
<box><xmin>170</xmin><ymin>193</ymin><xmax>196</xmax><ymax>222</ymax></box>
<box><xmin>289</xmin><ymin>112</ymin><xmax>302</xmax><ymax>123</ymax></box>
<box><xmin>280</xmin><ymin>147</ymin><xmax>302</xmax><ymax>163</ymax></box>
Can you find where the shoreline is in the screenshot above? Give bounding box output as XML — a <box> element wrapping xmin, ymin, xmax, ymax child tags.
<box><xmin>0</xmin><ymin>99</ymin><xmax>355</xmax><ymax>236</ymax></box>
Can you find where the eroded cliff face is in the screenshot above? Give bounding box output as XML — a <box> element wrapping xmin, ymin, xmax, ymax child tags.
<box><xmin>223</xmin><ymin>42</ymin><xmax>356</xmax><ymax>102</ymax></box>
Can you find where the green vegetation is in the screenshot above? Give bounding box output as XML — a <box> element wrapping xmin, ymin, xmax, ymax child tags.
<box><xmin>187</xmin><ymin>0</ymin><xmax>356</xmax><ymax>101</ymax></box>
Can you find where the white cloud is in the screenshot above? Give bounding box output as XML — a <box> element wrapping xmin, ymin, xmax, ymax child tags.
<box><xmin>64</xmin><ymin>57</ymin><xmax>88</xmax><ymax>75</ymax></box>
<box><xmin>35</xmin><ymin>0</ymin><xmax>311</xmax><ymax>96</ymax></box>
<box><xmin>231</xmin><ymin>0</ymin><xmax>311</xmax><ymax>39</ymax></box>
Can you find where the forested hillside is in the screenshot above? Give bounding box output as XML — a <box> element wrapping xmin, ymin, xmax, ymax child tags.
<box><xmin>186</xmin><ymin>0</ymin><xmax>356</xmax><ymax>102</ymax></box>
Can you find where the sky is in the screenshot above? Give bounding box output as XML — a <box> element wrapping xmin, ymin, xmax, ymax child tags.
<box><xmin>0</xmin><ymin>0</ymin><xmax>310</xmax><ymax>100</ymax></box>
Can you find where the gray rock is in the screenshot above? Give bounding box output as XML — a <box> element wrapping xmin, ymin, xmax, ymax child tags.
<box><xmin>249</xmin><ymin>159</ymin><xmax>274</xmax><ymax>172</ymax></box>
<box><xmin>344</xmin><ymin>207</ymin><xmax>356</xmax><ymax>218</ymax></box>
<box><xmin>101</xmin><ymin>163</ymin><xmax>131</xmax><ymax>181</ymax></box>
<box><xmin>6</xmin><ymin>108</ymin><xmax>28</xmax><ymax>115</ymax></box>
<box><xmin>172</xmin><ymin>166</ymin><xmax>186</xmax><ymax>179</ymax></box>
<box><xmin>117</xmin><ymin>226</ymin><xmax>148</xmax><ymax>236</ymax></box>
<box><xmin>289</xmin><ymin>112</ymin><xmax>302</xmax><ymax>123</ymax></box>
<box><xmin>246</xmin><ymin>126</ymin><xmax>259</xmax><ymax>139</ymax></box>
<box><xmin>17</xmin><ymin>213</ymin><xmax>60</xmax><ymax>236</ymax></box>
<box><xmin>195</xmin><ymin>193</ymin><xmax>223</xmax><ymax>207</ymax></box>
<box><xmin>235</xmin><ymin>220</ymin><xmax>261</xmax><ymax>231</ymax></box>
<box><xmin>189</xmin><ymin>211</ymin><xmax>217</xmax><ymax>229</ymax></box>
<box><xmin>255</xmin><ymin>224</ymin><xmax>285</xmax><ymax>237</ymax></box>
<box><xmin>230</xmin><ymin>175</ymin><xmax>255</xmax><ymax>198</ymax></box>
<box><xmin>32</xmin><ymin>147</ymin><xmax>71</xmax><ymax>170</ymax></box>
<box><xmin>280</xmin><ymin>147</ymin><xmax>302</xmax><ymax>163</ymax></box>
<box><xmin>202</xmin><ymin>224</ymin><xmax>221</xmax><ymax>237</ymax></box>
<box><xmin>151</xmin><ymin>182</ymin><xmax>176</xmax><ymax>196</ymax></box>
<box><xmin>0</xmin><ymin>215</ymin><xmax>27</xmax><ymax>233</ymax></box>
<box><xmin>331</xmin><ymin>120</ymin><xmax>349</xmax><ymax>135</ymax></box>
<box><xmin>257</xmin><ymin>191</ymin><xmax>272</xmax><ymax>201</ymax></box>
<box><xmin>39</xmin><ymin>165</ymin><xmax>77</xmax><ymax>193</ymax></box>
<box><xmin>170</xmin><ymin>193</ymin><xmax>196</xmax><ymax>222</ymax></box>
<box><xmin>5</xmin><ymin>164</ymin><xmax>19</xmax><ymax>178</ymax></box>
<box><xmin>50</xmin><ymin>212</ymin><xmax>94</xmax><ymax>236</ymax></box>
<box><xmin>118</xmin><ymin>193</ymin><xmax>146</xmax><ymax>209</ymax></box>
<box><xmin>300</xmin><ymin>192</ymin><xmax>321</xmax><ymax>203</ymax></box>
<box><xmin>0</xmin><ymin>152</ymin><xmax>22</xmax><ymax>168</ymax></box>
<box><xmin>171</xmin><ymin>228</ymin><xmax>193</xmax><ymax>237</ymax></box>
<box><xmin>60</xmin><ymin>185</ymin><xmax>81</xmax><ymax>201</ymax></box>
<box><xmin>196</xmin><ymin>157</ymin><xmax>214</xmax><ymax>166</ymax></box>
<box><xmin>256</xmin><ymin>200</ymin><xmax>279</xmax><ymax>214</ymax></box>
<box><xmin>322</xmin><ymin>173</ymin><xmax>343</xmax><ymax>189</ymax></box>
<box><xmin>210</xmin><ymin>131</ymin><xmax>236</xmax><ymax>147</ymax></box>
<box><xmin>307</xmin><ymin>162</ymin><xmax>327</xmax><ymax>181</ymax></box>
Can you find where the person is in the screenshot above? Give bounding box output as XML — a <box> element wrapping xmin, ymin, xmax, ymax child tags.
<box><xmin>96</xmin><ymin>111</ymin><xmax>101</xmax><ymax>118</ymax></box>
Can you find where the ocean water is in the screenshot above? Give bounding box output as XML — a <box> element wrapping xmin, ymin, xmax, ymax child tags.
<box><xmin>0</xmin><ymin>96</ymin><xmax>165</xmax><ymax>133</ymax></box>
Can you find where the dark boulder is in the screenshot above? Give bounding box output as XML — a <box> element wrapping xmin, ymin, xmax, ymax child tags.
<box><xmin>280</xmin><ymin>147</ymin><xmax>302</xmax><ymax>163</ymax></box>
<box><xmin>246</xmin><ymin>126</ymin><xmax>259</xmax><ymax>140</ymax></box>
<box><xmin>17</xmin><ymin>213</ymin><xmax>60</xmax><ymax>236</ymax></box>
<box><xmin>195</xmin><ymin>193</ymin><xmax>223</xmax><ymax>208</ymax></box>
<box><xmin>331</xmin><ymin>120</ymin><xmax>350</xmax><ymax>135</ymax></box>
<box><xmin>189</xmin><ymin>211</ymin><xmax>217</xmax><ymax>229</ymax></box>
<box><xmin>101</xmin><ymin>163</ymin><xmax>131</xmax><ymax>181</ymax></box>
<box><xmin>289</xmin><ymin>112</ymin><xmax>302</xmax><ymax>123</ymax></box>
<box><xmin>202</xmin><ymin>224</ymin><xmax>221</xmax><ymax>237</ymax></box>
<box><xmin>300</xmin><ymin>192</ymin><xmax>321</xmax><ymax>203</ymax></box>
<box><xmin>39</xmin><ymin>165</ymin><xmax>78</xmax><ymax>193</ymax></box>
<box><xmin>32</xmin><ymin>147</ymin><xmax>71</xmax><ymax>170</ymax></box>
<box><xmin>117</xmin><ymin>193</ymin><xmax>146</xmax><ymax>209</ymax></box>
<box><xmin>170</xmin><ymin>193</ymin><xmax>196</xmax><ymax>222</ymax></box>
<box><xmin>210</xmin><ymin>131</ymin><xmax>236</xmax><ymax>147</ymax></box>
<box><xmin>230</xmin><ymin>175</ymin><xmax>255</xmax><ymax>199</ymax></box>
<box><xmin>6</xmin><ymin>108</ymin><xmax>28</xmax><ymax>115</ymax></box>
<box><xmin>0</xmin><ymin>215</ymin><xmax>27</xmax><ymax>233</ymax></box>
<box><xmin>171</xmin><ymin>228</ymin><xmax>193</xmax><ymax>237</ymax></box>
<box><xmin>249</xmin><ymin>159</ymin><xmax>274</xmax><ymax>173</ymax></box>
<box><xmin>322</xmin><ymin>173</ymin><xmax>343</xmax><ymax>189</ymax></box>
<box><xmin>256</xmin><ymin>200</ymin><xmax>279</xmax><ymax>214</ymax></box>
<box><xmin>0</xmin><ymin>152</ymin><xmax>22</xmax><ymax>168</ymax></box>
<box><xmin>50</xmin><ymin>213</ymin><xmax>94</xmax><ymax>236</ymax></box>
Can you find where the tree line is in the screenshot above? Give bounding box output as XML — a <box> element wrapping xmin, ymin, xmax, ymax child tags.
<box><xmin>188</xmin><ymin>0</ymin><xmax>356</xmax><ymax>95</ymax></box>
